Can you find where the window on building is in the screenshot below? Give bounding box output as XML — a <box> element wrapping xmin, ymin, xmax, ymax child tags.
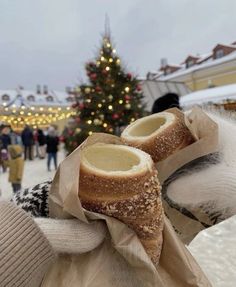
<box><xmin>2</xmin><ymin>94</ymin><xmax>10</xmax><ymax>101</ymax></box>
<box><xmin>27</xmin><ymin>95</ymin><xmax>35</xmax><ymax>102</ymax></box>
<box><xmin>165</xmin><ymin>68</ymin><xmax>172</xmax><ymax>75</ymax></box>
<box><xmin>215</xmin><ymin>49</ymin><xmax>224</xmax><ymax>59</ymax></box>
<box><xmin>66</xmin><ymin>96</ymin><xmax>74</xmax><ymax>102</ymax></box>
<box><xmin>186</xmin><ymin>59</ymin><xmax>194</xmax><ymax>68</ymax></box>
<box><xmin>46</xmin><ymin>95</ymin><xmax>54</xmax><ymax>102</ymax></box>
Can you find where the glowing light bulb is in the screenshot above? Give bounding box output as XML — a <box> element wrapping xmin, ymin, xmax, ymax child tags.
<box><xmin>101</xmin><ymin>56</ymin><xmax>105</xmax><ymax>61</ymax></box>
<box><xmin>105</xmin><ymin>66</ymin><xmax>110</xmax><ymax>71</ymax></box>
<box><xmin>113</xmin><ymin>49</ymin><xmax>116</xmax><ymax>53</ymax></box>
<box><xmin>119</xmin><ymin>100</ymin><xmax>123</xmax><ymax>104</ymax></box>
<box><xmin>88</xmin><ymin>131</ymin><xmax>93</xmax><ymax>135</ymax></box>
<box><xmin>125</xmin><ymin>87</ymin><xmax>130</xmax><ymax>93</ymax></box>
<box><xmin>103</xmin><ymin>123</ymin><xmax>108</xmax><ymax>128</ymax></box>
<box><xmin>116</xmin><ymin>58</ymin><xmax>120</xmax><ymax>65</ymax></box>
<box><xmin>108</xmin><ymin>105</ymin><xmax>113</xmax><ymax>110</ymax></box>
<box><xmin>106</xmin><ymin>42</ymin><xmax>111</xmax><ymax>48</ymax></box>
<box><xmin>109</xmin><ymin>58</ymin><xmax>113</xmax><ymax>63</ymax></box>
<box><xmin>87</xmin><ymin>120</ymin><xmax>92</xmax><ymax>124</ymax></box>
<box><xmin>98</xmin><ymin>103</ymin><xmax>102</xmax><ymax>108</ymax></box>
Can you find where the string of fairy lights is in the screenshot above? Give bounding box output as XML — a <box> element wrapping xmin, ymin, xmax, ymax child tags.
<box><xmin>0</xmin><ymin>104</ymin><xmax>76</xmax><ymax>130</ymax></box>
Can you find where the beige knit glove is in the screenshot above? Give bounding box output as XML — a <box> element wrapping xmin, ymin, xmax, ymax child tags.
<box><xmin>35</xmin><ymin>218</ymin><xmax>107</xmax><ymax>254</ymax></box>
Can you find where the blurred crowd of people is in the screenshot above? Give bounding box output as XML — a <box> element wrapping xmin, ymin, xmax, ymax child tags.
<box><xmin>0</xmin><ymin>124</ymin><xmax>60</xmax><ymax>193</ymax></box>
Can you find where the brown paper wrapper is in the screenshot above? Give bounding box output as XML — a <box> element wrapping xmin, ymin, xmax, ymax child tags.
<box><xmin>157</xmin><ymin>107</ymin><xmax>219</xmax><ymax>243</ymax></box>
<box><xmin>42</xmin><ymin>131</ymin><xmax>212</xmax><ymax>287</ymax></box>
<box><xmin>156</xmin><ymin>107</ymin><xmax>219</xmax><ymax>184</ymax></box>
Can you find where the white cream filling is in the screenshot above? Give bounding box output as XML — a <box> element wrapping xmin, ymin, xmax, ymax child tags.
<box><xmin>80</xmin><ymin>143</ymin><xmax>152</xmax><ymax>176</ymax></box>
<box><xmin>122</xmin><ymin>112</ymin><xmax>175</xmax><ymax>140</ymax></box>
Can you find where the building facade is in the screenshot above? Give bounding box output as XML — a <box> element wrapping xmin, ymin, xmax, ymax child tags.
<box><xmin>148</xmin><ymin>42</ymin><xmax>236</xmax><ymax>92</ymax></box>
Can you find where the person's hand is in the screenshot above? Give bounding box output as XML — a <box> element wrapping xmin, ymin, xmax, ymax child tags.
<box><xmin>35</xmin><ymin>217</ymin><xmax>106</xmax><ymax>254</ymax></box>
<box><xmin>12</xmin><ymin>181</ymin><xmax>107</xmax><ymax>254</ymax></box>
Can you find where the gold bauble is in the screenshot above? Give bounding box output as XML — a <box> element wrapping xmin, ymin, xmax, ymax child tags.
<box><xmin>85</xmin><ymin>87</ymin><xmax>90</xmax><ymax>94</ymax></box>
<box><xmin>125</xmin><ymin>104</ymin><xmax>131</xmax><ymax>109</ymax></box>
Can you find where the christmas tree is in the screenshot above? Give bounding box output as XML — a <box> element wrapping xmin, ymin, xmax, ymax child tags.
<box><xmin>64</xmin><ymin>31</ymin><xmax>146</xmax><ymax>153</ymax></box>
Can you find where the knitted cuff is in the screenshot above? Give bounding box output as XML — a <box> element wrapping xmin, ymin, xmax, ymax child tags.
<box><xmin>35</xmin><ymin>218</ymin><xmax>106</xmax><ymax>254</ymax></box>
<box><xmin>0</xmin><ymin>201</ymin><xmax>55</xmax><ymax>287</ymax></box>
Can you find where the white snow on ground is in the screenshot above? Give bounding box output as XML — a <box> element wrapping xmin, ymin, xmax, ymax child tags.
<box><xmin>1</xmin><ymin>151</ymin><xmax>236</xmax><ymax>286</ymax></box>
<box><xmin>180</xmin><ymin>83</ymin><xmax>236</xmax><ymax>107</ymax></box>
<box><xmin>0</xmin><ymin>150</ymin><xmax>65</xmax><ymax>199</ymax></box>
<box><xmin>189</xmin><ymin>216</ymin><xmax>236</xmax><ymax>287</ymax></box>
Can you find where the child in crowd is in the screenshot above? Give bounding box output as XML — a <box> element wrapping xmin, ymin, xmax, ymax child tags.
<box><xmin>8</xmin><ymin>145</ymin><xmax>24</xmax><ymax>193</ymax></box>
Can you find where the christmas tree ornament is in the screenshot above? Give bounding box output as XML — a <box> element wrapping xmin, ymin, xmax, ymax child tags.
<box><xmin>105</xmin><ymin>66</ymin><xmax>110</xmax><ymax>71</ymax></box>
<box><xmin>109</xmin><ymin>58</ymin><xmax>113</xmax><ymax>63</ymax></box>
<box><xmin>108</xmin><ymin>95</ymin><xmax>113</xmax><ymax>101</ymax></box>
<box><xmin>125</xmin><ymin>103</ymin><xmax>131</xmax><ymax>109</ymax></box>
<box><xmin>94</xmin><ymin>119</ymin><xmax>100</xmax><ymax>125</ymax></box>
<box><xmin>112</xmin><ymin>113</ymin><xmax>119</xmax><ymax>120</ymax></box>
<box><xmin>85</xmin><ymin>87</ymin><xmax>90</xmax><ymax>94</ymax></box>
<box><xmin>95</xmin><ymin>86</ymin><xmax>101</xmax><ymax>92</ymax></box>
<box><xmin>87</xmin><ymin>120</ymin><xmax>92</xmax><ymax>124</ymax></box>
<box><xmin>99</xmin><ymin>114</ymin><xmax>104</xmax><ymax>120</ymax></box>
<box><xmin>127</xmin><ymin>73</ymin><xmax>132</xmax><ymax>79</ymax></box>
<box><xmin>90</xmin><ymin>73</ymin><xmax>97</xmax><ymax>80</ymax></box>
<box><xmin>119</xmin><ymin>99</ymin><xmax>123</xmax><ymax>104</ymax></box>
<box><xmin>125</xmin><ymin>87</ymin><xmax>130</xmax><ymax>93</ymax></box>
<box><xmin>79</xmin><ymin>103</ymin><xmax>84</xmax><ymax>109</ymax></box>
<box><xmin>75</xmin><ymin>128</ymin><xmax>81</xmax><ymax>133</ymax></box>
<box><xmin>103</xmin><ymin>122</ymin><xmax>108</xmax><ymax>127</ymax></box>
<box><xmin>136</xmin><ymin>85</ymin><xmax>142</xmax><ymax>91</ymax></box>
<box><xmin>108</xmin><ymin>105</ymin><xmax>113</xmax><ymax>110</ymax></box>
<box><xmin>101</xmin><ymin>56</ymin><xmax>105</xmax><ymax>62</ymax></box>
<box><xmin>125</xmin><ymin>95</ymin><xmax>131</xmax><ymax>100</ymax></box>
<box><xmin>98</xmin><ymin>103</ymin><xmax>102</xmax><ymax>108</ymax></box>
<box><xmin>102</xmin><ymin>99</ymin><xmax>106</xmax><ymax>103</ymax></box>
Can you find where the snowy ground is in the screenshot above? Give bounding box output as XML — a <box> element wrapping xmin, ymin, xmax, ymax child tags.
<box><xmin>0</xmin><ymin>150</ymin><xmax>65</xmax><ymax>200</ymax></box>
<box><xmin>1</xmin><ymin>152</ymin><xmax>236</xmax><ymax>287</ymax></box>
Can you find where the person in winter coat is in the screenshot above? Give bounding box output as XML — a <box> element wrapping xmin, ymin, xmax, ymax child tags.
<box><xmin>8</xmin><ymin>145</ymin><xmax>24</xmax><ymax>193</ymax></box>
<box><xmin>0</xmin><ymin>126</ymin><xmax>11</xmax><ymax>149</ymax></box>
<box><xmin>21</xmin><ymin>125</ymin><xmax>34</xmax><ymax>160</ymax></box>
<box><xmin>0</xmin><ymin>126</ymin><xmax>11</xmax><ymax>172</ymax></box>
<box><xmin>37</xmin><ymin>129</ymin><xmax>46</xmax><ymax>159</ymax></box>
<box><xmin>46</xmin><ymin>126</ymin><xmax>59</xmax><ymax>171</ymax></box>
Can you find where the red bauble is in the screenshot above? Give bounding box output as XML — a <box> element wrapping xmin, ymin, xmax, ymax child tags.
<box><xmin>79</xmin><ymin>103</ymin><xmax>84</xmax><ymax>109</ymax></box>
<box><xmin>90</xmin><ymin>73</ymin><xmax>97</xmax><ymax>80</ymax></box>
<box><xmin>127</xmin><ymin>73</ymin><xmax>132</xmax><ymax>79</ymax></box>
<box><xmin>136</xmin><ymin>85</ymin><xmax>142</xmax><ymax>91</ymax></box>
<box><xmin>68</xmin><ymin>130</ymin><xmax>74</xmax><ymax>136</ymax></box>
<box><xmin>112</xmin><ymin>113</ymin><xmax>119</xmax><ymax>120</ymax></box>
<box><xmin>95</xmin><ymin>86</ymin><xmax>102</xmax><ymax>92</ymax></box>
<box><xmin>125</xmin><ymin>95</ymin><xmax>131</xmax><ymax>100</ymax></box>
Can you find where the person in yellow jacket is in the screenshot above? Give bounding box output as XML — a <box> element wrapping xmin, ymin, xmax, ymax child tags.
<box><xmin>8</xmin><ymin>145</ymin><xmax>24</xmax><ymax>193</ymax></box>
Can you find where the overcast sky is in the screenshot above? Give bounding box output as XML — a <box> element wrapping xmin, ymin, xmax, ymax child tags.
<box><xmin>0</xmin><ymin>0</ymin><xmax>235</xmax><ymax>91</ymax></box>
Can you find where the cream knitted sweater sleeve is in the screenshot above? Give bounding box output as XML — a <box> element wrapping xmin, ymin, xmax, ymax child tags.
<box><xmin>0</xmin><ymin>201</ymin><xmax>55</xmax><ymax>287</ymax></box>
